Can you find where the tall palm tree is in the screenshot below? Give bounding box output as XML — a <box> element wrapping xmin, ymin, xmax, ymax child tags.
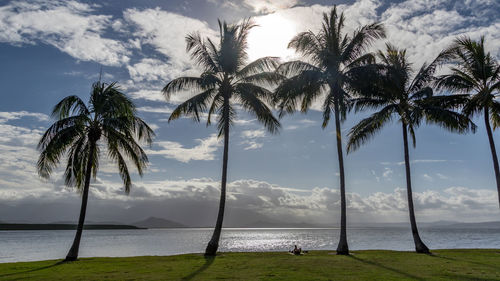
<box><xmin>436</xmin><ymin>36</ymin><xmax>500</xmax><ymax>207</ymax></box>
<box><xmin>37</xmin><ymin>81</ymin><xmax>154</xmax><ymax>261</ymax></box>
<box><xmin>347</xmin><ymin>44</ymin><xmax>475</xmax><ymax>253</ymax></box>
<box><xmin>274</xmin><ymin>6</ymin><xmax>385</xmax><ymax>255</ymax></box>
<box><xmin>163</xmin><ymin>19</ymin><xmax>281</xmax><ymax>256</ymax></box>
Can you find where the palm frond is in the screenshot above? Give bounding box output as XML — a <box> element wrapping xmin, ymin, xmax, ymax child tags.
<box><xmin>162</xmin><ymin>75</ymin><xmax>218</xmax><ymax>100</ymax></box>
<box><xmin>64</xmin><ymin>135</ymin><xmax>88</xmax><ymax>189</ymax></box>
<box><xmin>234</xmin><ymin>84</ymin><xmax>280</xmax><ymax>134</ymax></box>
<box><xmin>275</xmin><ymin>69</ymin><xmax>325</xmax><ymax>116</ymax></box>
<box><xmin>186</xmin><ymin>32</ymin><xmax>219</xmax><ymax>72</ymax></box>
<box><xmin>237</xmin><ymin>57</ymin><xmax>280</xmax><ymax>78</ymax></box>
<box><xmin>419</xmin><ymin>103</ymin><xmax>476</xmax><ymax>134</ymax></box>
<box><xmin>435</xmin><ymin>68</ymin><xmax>477</xmax><ymax>93</ymax></box>
<box><xmin>240</xmin><ymin>72</ymin><xmax>285</xmax><ymax>88</ymax></box>
<box><xmin>38</xmin><ymin>123</ymin><xmax>85</xmax><ymax>179</ymax></box>
<box><xmin>490</xmin><ymin>101</ymin><xmax>500</xmax><ymax>130</ymax></box>
<box><xmin>52</xmin><ymin>95</ymin><xmax>89</xmax><ymax>119</ymax></box>
<box><xmin>347</xmin><ymin>104</ymin><xmax>396</xmax><ymax>152</ymax></box>
<box><xmin>352</xmin><ymin>97</ymin><xmax>390</xmax><ymax>112</ymax></box>
<box><xmin>288</xmin><ymin>31</ymin><xmax>322</xmax><ymax>61</ymax></box>
<box><xmin>276</xmin><ymin>60</ymin><xmax>321</xmax><ymax>77</ymax></box>
<box><xmin>342</xmin><ymin>22</ymin><xmax>385</xmax><ymax>64</ymax></box>
<box><xmin>168</xmin><ymin>88</ymin><xmax>217</xmax><ymax>123</ymax></box>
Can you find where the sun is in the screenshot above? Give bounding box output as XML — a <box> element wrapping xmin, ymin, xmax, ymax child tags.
<box><xmin>247</xmin><ymin>13</ymin><xmax>297</xmax><ymax>62</ymax></box>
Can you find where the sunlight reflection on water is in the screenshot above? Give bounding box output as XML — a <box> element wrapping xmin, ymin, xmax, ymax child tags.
<box><xmin>1</xmin><ymin>227</ymin><xmax>499</xmax><ymax>262</ymax></box>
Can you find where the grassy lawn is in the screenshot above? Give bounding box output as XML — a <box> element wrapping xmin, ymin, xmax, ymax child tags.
<box><xmin>1</xmin><ymin>249</ymin><xmax>500</xmax><ymax>280</ymax></box>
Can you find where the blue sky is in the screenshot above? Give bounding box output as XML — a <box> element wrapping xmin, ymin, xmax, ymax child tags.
<box><xmin>0</xmin><ymin>0</ymin><xmax>499</xmax><ymax>225</ymax></box>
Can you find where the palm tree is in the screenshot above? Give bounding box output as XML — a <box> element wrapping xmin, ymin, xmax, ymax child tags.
<box><xmin>163</xmin><ymin>19</ymin><xmax>281</xmax><ymax>256</ymax></box>
<box><xmin>274</xmin><ymin>6</ymin><xmax>385</xmax><ymax>255</ymax></box>
<box><xmin>37</xmin><ymin>81</ymin><xmax>154</xmax><ymax>261</ymax></box>
<box><xmin>436</xmin><ymin>36</ymin><xmax>500</xmax><ymax>207</ymax></box>
<box><xmin>347</xmin><ymin>44</ymin><xmax>476</xmax><ymax>253</ymax></box>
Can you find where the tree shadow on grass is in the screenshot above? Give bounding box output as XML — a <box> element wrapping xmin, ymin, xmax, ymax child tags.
<box><xmin>0</xmin><ymin>260</ymin><xmax>65</xmax><ymax>278</ymax></box>
<box><xmin>445</xmin><ymin>273</ymin><xmax>500</xmax><ymax>281</ymax></box>
<box><xmin>348</xmin><ymin>255</ymin><xmax>425</xmax><ymax>281</ymax></box>
<box><xmin>429</xmin><ymin>254</ymin><xmax>500</xmax><ymax>271</ymax></box>
<box><xmin>181</xmin><ymin>256</ymin><xmax>215</xmax><ymax>280</ymax></box>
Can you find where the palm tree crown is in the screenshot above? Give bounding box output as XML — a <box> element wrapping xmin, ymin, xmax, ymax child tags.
<box><xmin>348</xmin><ymin>44</ymin><xmax>475</xmax><ymax>152</ymax></box>
<box><xmin>275</xmin><ymin>6</ymin><xmax>385</xmax><ymax>125</ymax></box>
<box><xmin>436</xmin><ymin>36</ymin><xmax>499</xmax><ymax>120</ymax></box>
<box><xmin>38</xmin><ymin>81</ymin><xmax>154</xmax><ymax>193</ymax></box>
<box><xmin>163</xmin><ymin>19</ymin><xmax>281</xmax><ymax>256</ymax></box>
<box><xmin>436</xmin><ymin>36</ymin><xmax>500</xmax><ymax>207</ymax></box>
<box><xmin>163</xmin><ymin>19</ymin><xmax>281</xmax><ymax>135</ymax></box>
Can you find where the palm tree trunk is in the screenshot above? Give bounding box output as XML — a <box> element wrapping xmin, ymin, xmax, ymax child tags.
<box><xmin>65</xmin><ymin>141</ymin><xmax>95</xmax><ymax>261</ymax></box>
<box><xmin>484</xmin><ymin>108</ymin><xmax>500</xmax><ymax>208</ymax></box>
<box><xmin>205</xmin><ymin>102</ymin><xmax>230</xmax><ymax>256</ymax></box>
<box><xmin>334</xmin><ymin>102</ymin><xmax>349</xmax><ymax>255</ymax></box>
<box><xmin>402</xmin><ymin>123</ymin><xmax>430</xmax><ymax>254</ymax></box>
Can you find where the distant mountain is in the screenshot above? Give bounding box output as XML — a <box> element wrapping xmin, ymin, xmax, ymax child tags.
<box><xmin>351</xmin><ymin>221</ymin><xmax>500</xmax><ymax>229</ymax></box>
<box><xmin>132</xmin><ymin>217</ymin><xmax>186</xmax><ymax>228</ymax></box>
<box><xmin>353</xmin><ymin>221</ymin><xmax>459</xmax><ymax>228</ymax></box>
<box><xmin>50</xmin><ymin>220</ymin><xmax>123</xmax><ymax>225</ymax></box>
<box><xmin>441</xmin><ymin>221</ymin><xmax>500</xmax><ymax>229</ymax></box>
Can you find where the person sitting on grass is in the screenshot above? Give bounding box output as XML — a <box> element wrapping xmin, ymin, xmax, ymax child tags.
<box><xmin>292</xmin><ymin>245</ymin><xmax>302</xmax><ymax>255</ymax></box>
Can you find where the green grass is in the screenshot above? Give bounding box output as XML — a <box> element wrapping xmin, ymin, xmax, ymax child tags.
<box><xmin>1</xmin><ymin>249</ymin><xmax>500</xmax><ymax>280</ymax></box>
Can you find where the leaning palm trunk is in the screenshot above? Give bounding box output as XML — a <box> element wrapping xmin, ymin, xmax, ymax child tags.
<box><xmin>205</xmin><ymin>103</ymin><xmax>230</xmax><ymax>256</ymax></box>
<box><xmin>402</xmin><ymin>123</ymin><xmax>430</xmax><ymax>254</ymax></box>
<box><xmin>334</xmin><ymin>102</ymin><xmax>349</xmax><ymax>255</ymax></box>
<box><xmin>65</xmin><ymin>141</ymin><xmax>95</xmax><ymax>261</ymax></box>
<box><xmin>484</xmin><ymin>109</ymin><xmax>500</xmax><ymax>207</ymax></box>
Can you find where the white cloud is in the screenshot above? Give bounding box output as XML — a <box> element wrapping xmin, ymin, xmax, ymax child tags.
<box><xmin>241</xmin><ymin>129</ymin><xmax>266</xmax><ymax>138</ymax></box>
<box><xmin>137</xmin><ymin>106</ymin><xmax>173</xmax><ymax>114</ymax></box>
<box><xmin>242</xmin><ymin>141</ymin><xmax>263</xmax><ymax>150</ymax></box>
<box><xmin>243</xmin><ymin>0</ymin><xmax>299</xmax><ymax>13</ymax></box>
<box><xmin>0</xmin><ymin>140</ymin><xmax>498</xmax><ymax>225</ymax></box>
<box><xmin>379</xmin><ymin>0</ymin><xmax>500</xmax><ymax>65</ymax></box>
<box><xmin>207</xmin><ymin>0</ymin><xmax>299</xmax><ymax>13</ymax></box>
<box><xmin>233</xmin><ymin>118</ymin><xmax>256</xmax><ymax>125</ymax></box>
<box><xmin>436</xmin><ymin>173</ymin><xmax>448</xmax><ymax>180</ymax></box>
<box><xmin>422</xmin><ymin>173</ymin><xmax>433</xmax><ymax>181</ymax></box>
<box><xmin>0</xmin><ymin>0</ymin><xmax>130</xmax><ymax>66</ymax></box>
<box><xmin>382</xmin><ymin>167</ymin><xmax>393</xmax><ymax>179</ymax></box>
<box><xmin>146</xmin><ymin>134</ymin><xmax>221</xmax><ymax>162</ymax></box>
<box><xmin>127</xmin><ymin>58</ymin><xmax>190</xmax><ymax>83</ymax></box>
<box><xmin>123</xmin><ymin>8</ymin><xmax>216</xmax><ymax>72</ymax></box>
<box><xmin>371</xmin><ymin>170</ymin><xmax>380</xmax><ymax>182</ymax></box>
<box><xmin>392</xmin><ymin>159</ymin><xmax>452</xmax><ymax>165</ymax></box>
<box><xmin>127</xmin><ymin>89</ymin><xmax>164</xmax><ymax>102</ymax></box>
<box><xmin>240</xmin><ymin>129</ymin><xmax>266</xmax><ymax>150</ymax></box>
<box><xmin>284</xmin><ymin>118</ymin><xmax>317</xmax><ymax>130</ymax></box>
<box><xmin>0</xmin><ymin>111</ymin><xmax>49</xmax><ymax>123</ymax></box>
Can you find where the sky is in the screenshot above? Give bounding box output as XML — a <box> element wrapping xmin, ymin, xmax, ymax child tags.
<box><xmin>0</xmin><ymin>0</ymin><xmax>499</xmax><ymax>226</ymax></box>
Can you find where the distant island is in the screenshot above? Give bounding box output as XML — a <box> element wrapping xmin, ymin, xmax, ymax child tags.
<box><xmin>132</xmin><ymin>217</ymin><xmax>186</xmax><ymax>228</ymax></box>
<box><xmin>0</xmin><ymin>224</ymin><xmax>144</xmax><ymax>231</ymax></box>
<box><xmin>3</xmin><ymin>218</ymin><xmax>500</xmax><ymax>230</ymax></box>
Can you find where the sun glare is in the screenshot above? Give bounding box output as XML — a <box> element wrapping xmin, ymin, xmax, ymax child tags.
<box><xmin>247</xmin><ymin>14</ymin><xmax>297</xmax><ymax>62</ymax></box>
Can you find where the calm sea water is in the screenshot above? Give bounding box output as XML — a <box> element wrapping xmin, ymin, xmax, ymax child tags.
<box><xmin>1</xmin><ymin>227</ymin><xmax>499</xmax><ymax>263</ymax></box>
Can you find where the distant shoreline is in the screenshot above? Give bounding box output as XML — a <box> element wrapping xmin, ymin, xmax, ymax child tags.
<box><xmin>2</xmin><ymin>225</ymin><xmax>500</xmax><ymax>231</ymax></box>
<box><xmin>0</xmin><ymin>223</ymin><xmax>145</xmax><ymax>231</ymax></box>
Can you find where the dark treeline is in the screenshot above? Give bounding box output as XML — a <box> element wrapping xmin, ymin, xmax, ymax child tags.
<box><xmin>36</xmin><ymin>6</ymin><xmax>499</xmax><ymax>261</ymax></box>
